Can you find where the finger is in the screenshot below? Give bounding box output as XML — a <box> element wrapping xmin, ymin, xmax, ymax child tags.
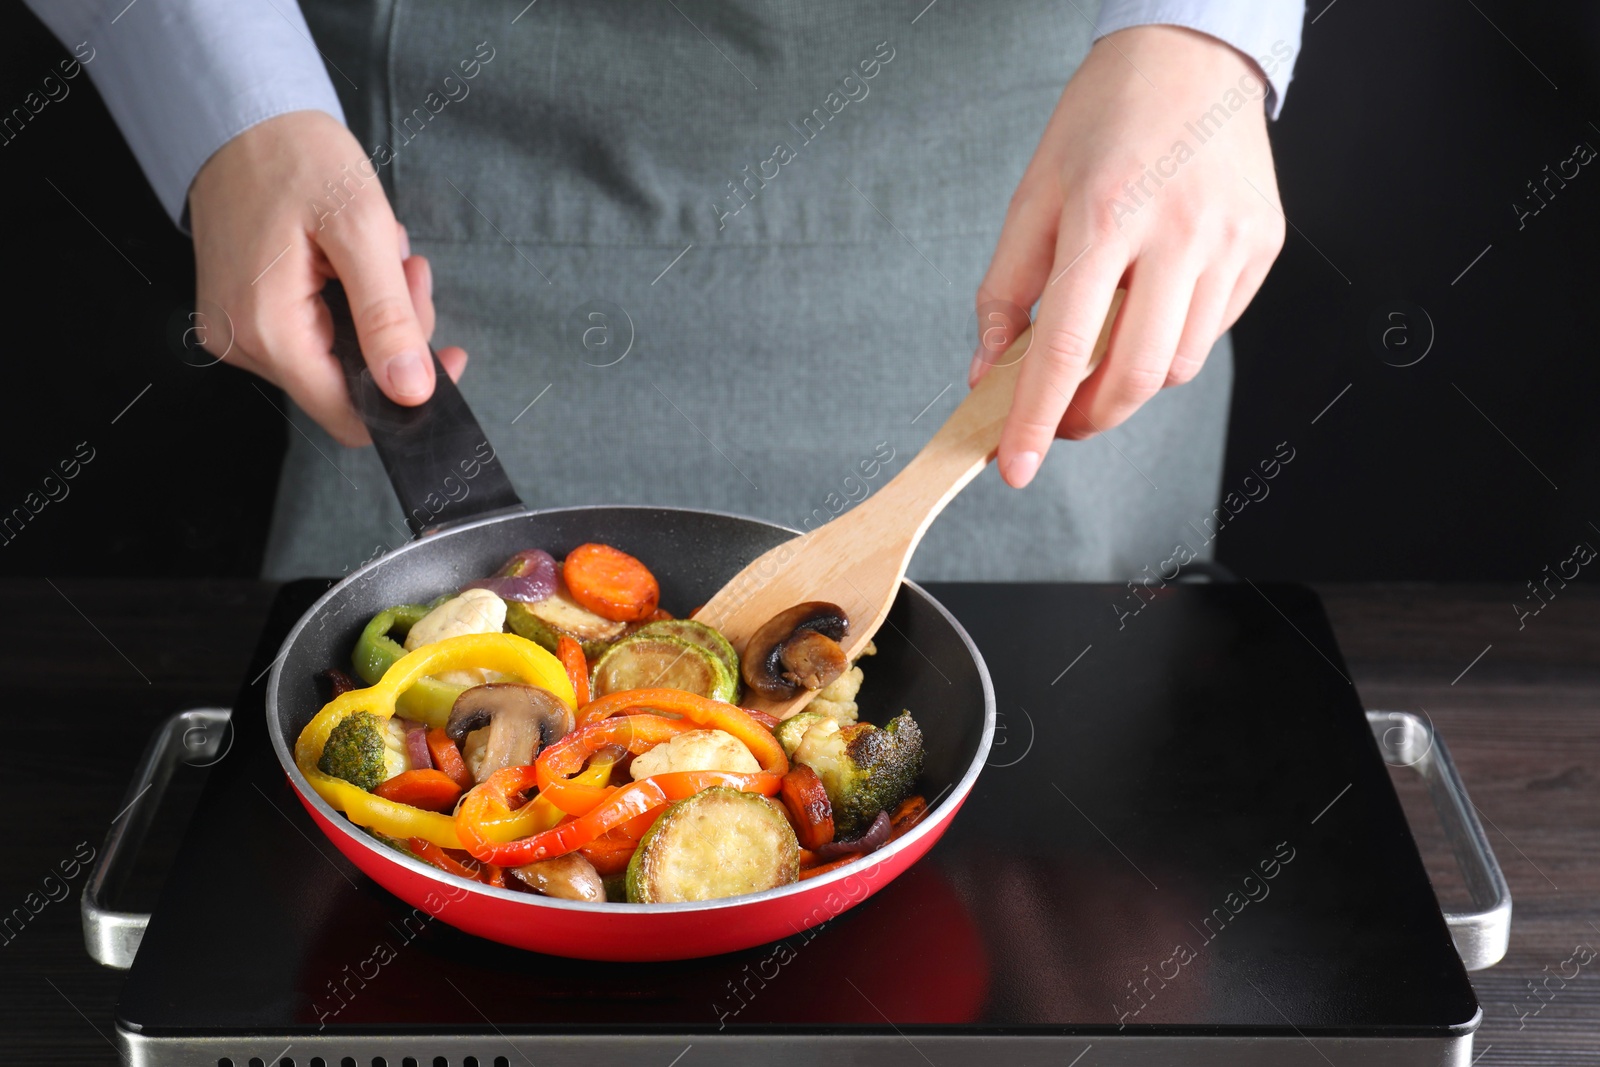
<box><xmin>402</xmin><ymin>254</ymin><xmax>468</xmax><ymax>384</ymax></box>
<box><xmin>436</xmin><ymin>346</ymin><xmax>468</xmax><ymax>384</ymax></box>
<box><xmin>996</xmin><ymin>232</ymin><xmax>1126</xmax><ymax>487</ymax></box>
<box><xmin>970</xmin><ymin>183</ymin><xmax>1060</xmax><ymax>386</ymax></box>
<box><xmin>1218</xmin><ymin>253</ymin><xmax>1274</xmax><ymax>335</ymax></box>
<box><xmin>320</xmin><ymin>208</ymin><xmax>434</xmax><ymax>406</ymax></box>
<box><xmin>1166</xmin><ymin>265</ymin><xmax>1235</xmax><ymax>387</ymax></box>
<box><xmin>246</xmin><ymin>260</ymin><xmax>374</xmax><ymax>447</ymax></box>
<box><xmin>403</xmin><ymin>252</ymin><xmax>436</xmax><ymax>340</ymax></box>
<box><xmin>1058</xmin><ymin>254</ymin><xmax>1196</xmax><ymax>438</ymax></box>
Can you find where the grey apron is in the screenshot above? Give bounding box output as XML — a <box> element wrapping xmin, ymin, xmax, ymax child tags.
<box><xmin>274</xmin><ymin>0</ymin><xmax>1232</xmax><ymax>583</ymax></box>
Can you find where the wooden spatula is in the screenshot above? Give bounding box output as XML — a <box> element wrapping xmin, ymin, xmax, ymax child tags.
<box><xmin>695</xmin><ymin>292</ymin><xmax>1124</xmax><ymax>718</ymax></box>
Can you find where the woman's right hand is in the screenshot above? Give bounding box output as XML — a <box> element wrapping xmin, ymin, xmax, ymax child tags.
<box><xmin>189</xmin><ymin>109</ymin><xmax>466</xmax><ymax>446</ymax></box>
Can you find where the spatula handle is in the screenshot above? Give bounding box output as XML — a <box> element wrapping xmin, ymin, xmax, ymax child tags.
<box><xmin>881</xmin><ymin>290</ymin><xmax>1124</xmax><ymax>528</ymax></box>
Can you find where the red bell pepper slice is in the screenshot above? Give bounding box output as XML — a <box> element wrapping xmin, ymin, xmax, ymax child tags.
<box><xmin>457</xmin><ymin>765</ymin><xmax>780</xmax><ymax>866</ymax></box>
<box><xmin>534</xmin><ymin>713</ymin><xmax>696</xmax><ymax>816</ymax></box>
<box><xmin>557</xmin><ymin>635</ymin><xmax>590</xmax><ymax>708</ymax></box>
<box><xmin>576</xmin><ymin>688</ymin><xmax>788</xmax><ymax>775</ymax></box>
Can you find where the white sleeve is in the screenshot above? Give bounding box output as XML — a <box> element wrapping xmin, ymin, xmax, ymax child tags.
<box><xmin>1095</xmin><ymin>0</ymin><xmax>1307</xmax><ymax>118</ymax></box>
<box><xmin>21</xmin><ymin>0</ymin><xmax>348</xmax><ymax>228</ymax></box>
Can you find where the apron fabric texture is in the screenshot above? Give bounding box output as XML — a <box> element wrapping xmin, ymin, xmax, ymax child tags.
<box><xmin>273</xmin><ymin>0</ymin><xmax>1233</xmax><ymax>582</ymax></box>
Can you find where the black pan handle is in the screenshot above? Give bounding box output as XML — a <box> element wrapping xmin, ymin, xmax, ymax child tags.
<box><xmin>325</xmin><ymin>280</ymin><xmax>523</xmax><ymax>536</ymax></box>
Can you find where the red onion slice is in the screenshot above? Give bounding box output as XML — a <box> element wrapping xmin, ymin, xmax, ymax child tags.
<box><xmin>813</xmin><ymin>809</ymin><xmax>891</xmax><ymax>859</ymax></box>
<box><xmin>402</xmin><ymin>719</ymin><xmax>433</xmax><ymax>771</ymax></box>
<box><xmin>462</xmin><ymin>549</ymin><xmax>557</xmax><ymax>602</ymax></box>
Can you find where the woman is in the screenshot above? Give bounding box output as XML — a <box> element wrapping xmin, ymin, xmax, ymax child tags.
<box><xmin>28</xmin><ymin>0</ymin><xmax>1301</xmax><ymax>581</ymax></box>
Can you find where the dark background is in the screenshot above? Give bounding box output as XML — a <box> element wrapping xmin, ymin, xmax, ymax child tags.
<box><xmin>1</xmin><ymin>0</ymin><xmax>1596</xmax><ymax>581</ymax></box>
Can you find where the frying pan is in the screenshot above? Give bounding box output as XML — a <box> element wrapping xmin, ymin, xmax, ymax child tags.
<box><xmin>264</xmin><ymin>285</ymin><xmax>995</xmax><ymax>961</ymax></box>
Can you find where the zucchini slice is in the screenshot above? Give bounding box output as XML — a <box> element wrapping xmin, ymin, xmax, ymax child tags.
<box><xmin>591</xmin><ymin>634</ymin><xmax>737</xmax><ymax>702</ymax></box>
<box><xmin>634</xmin><ymin>619</ymin><xmax>741</xmax><ymax>688</ymax></box>
<box><xmin>626</xmin><ymin>787</ymin><xmax>800</xmax><ymax>903</ymax></box>
<box><xmin>505</xmin><ymin>580</ymin><xmax>629</xmax><ymax>659</ymax></box>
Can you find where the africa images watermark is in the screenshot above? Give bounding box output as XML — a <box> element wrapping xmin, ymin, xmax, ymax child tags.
<box><xmin>0</xmin><ymin>40</ymin><xmax>96</xmax><ymax>147</ymax></box>
<box><xmin>1111</xmin><ymin>440</ymin><xmax>1297</xmax><ymax>629</ymax></box>
<box><xmin>0</xmin><ymin>440</ymin><xmax>97</xmax><ymax>549</ymax></box>
<box><xmin>1107</xmin><ymin>40</ymin><xmax>1292</xmax><ymax>227</ymax></box>
<box><xmin>1113</xmin><ymin>839</ymin><xmax>1297</xmax><ymax>1028</ymax></box>
<box><xmin>710</xmin><ymin>40</ymin><xmax>897</xmax><ymax>230</ymax></box>
<box><xmin>309</xmin><ymin>40</ymin><xmax>497</xmax><ymax>230</ymax></box>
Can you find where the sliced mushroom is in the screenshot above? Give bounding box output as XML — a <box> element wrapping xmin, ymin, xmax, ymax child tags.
<box><xmin>445</xmin><ymin>683</ymin><xmax>574</xmax><ymax>783</ymax></box>
<box><xmin>740</xmin><ymin>602</ymin><xmax>850</xmax><ymax>699</ymax></box>
<box><xmin>508</xmin><ymin>853</ymin><xmax>605</xmax><ymax>902</ymax></box>
<box><xmin>778</xmin><ymin>629</ymin><xmax>849</xmax><ymax>691</ymax></box>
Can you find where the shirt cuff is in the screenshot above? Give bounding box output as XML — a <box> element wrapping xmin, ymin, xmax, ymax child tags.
<box><xmin>22</xmin><ymin>0</ymin><xmax>346</xmax><ymax>228</ymax></box>
<box><xmin>1094</xmin><ymin>1</ymin><xmax>1306</xmax><ymax>118</ymax></box>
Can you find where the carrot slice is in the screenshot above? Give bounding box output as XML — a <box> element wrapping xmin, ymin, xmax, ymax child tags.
<box><xmin>557</xmin><ymin>635</ymin><xmax>590</xmax><ymax>707</ymax></box>
<box><xmin>779</xmin><ymin>764</ymin><xmax>835</xmax><ymax>851</ymax></box>
<box><xmin>426</xmin><ymin>728</ymin><xmax>475</xmax><ymax>791</ymax></box>
<box><xmin>562</xmin><ymin>543</ymin><xmax>660</xmax><ymax>622</ymax></box>
<box><xmin>888</xmin><ymin>795</ymin><xmax>929</xmax><ymax>840</ymax></box>
<box><xmin>374</xmin><ymin>769</ymin><xmax>463</xmax><ymax>813</ymax></box>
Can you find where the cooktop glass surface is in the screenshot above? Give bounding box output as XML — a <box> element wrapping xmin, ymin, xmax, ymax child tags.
<box><xmin>118</xmin><ymin>580</ymin><xmax>1478</xmax><ymax>1038</ymax></box>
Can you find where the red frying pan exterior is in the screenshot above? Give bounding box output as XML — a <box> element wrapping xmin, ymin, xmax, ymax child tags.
<box><xmin>295</xmin><ymin>779</ymin><xmax>967</xmax><ymax>961</ymax></box>
<box><xmin>266</xmin><ymin>505</ymin><xmax>994</xmax><ymax>963</ymax></box>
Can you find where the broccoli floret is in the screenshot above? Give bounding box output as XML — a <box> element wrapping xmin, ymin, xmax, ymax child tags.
<box><xmin>318</xmin><ymin>712</ymin><xmax>389</xmax><ymax>790</ymax></box>
<box><xmin>788</xmin><ymin>710</ymin><xmax>923</xmax><ymax>838</ymax></box>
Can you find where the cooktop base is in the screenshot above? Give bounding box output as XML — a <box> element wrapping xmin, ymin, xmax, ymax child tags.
<box><xmin>109</xmin><ymin>580</ymin><xmax>1481</xmax><ymax>1066</ymax></box>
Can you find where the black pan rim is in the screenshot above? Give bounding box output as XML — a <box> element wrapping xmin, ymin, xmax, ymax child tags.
<box><xmin>264</xmin><ymin>503</ymin><xmax>996</xmax><ymax>917</ymax></box>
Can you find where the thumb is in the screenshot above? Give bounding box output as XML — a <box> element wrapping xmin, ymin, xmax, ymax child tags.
<box><xmin>319</xmin><ymin>214</ymin><xmax>434</xmax><ymax>406</ymax></box>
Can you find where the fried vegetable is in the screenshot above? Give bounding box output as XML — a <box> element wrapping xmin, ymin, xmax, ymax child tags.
<box><xmin>808</xmin><ymin>640</ymin><xmax>875</xmax><ymax>725</ymax></box>
<box><xmin>779</xmin><ymin>763</ymin><xmax>835</xmax><ymax>850</ymax></box>
<box><xmin>563</xmin><ymin>543</ymin><xmax>661</xmax><ymax>621</ymax></box>
<box><xmin>506</xmin><ymin>581</ymin><xmax>629</xmax><ymax>660</ymax></box>
<box><xmin>509</xmin><ymin>853</ymin><xmax>605</xmax><ymax>902</ymax></box>
<box><xmin>773</xmin><ymin>711</ymin><xmax>830</xmax><ymax>758</ymax></box>
<box><xmin>372</xmin><ymin>769</ymin><xmax>463</xmax><ymax>813</ymax></box>
<box><xmin>591</xmin><ymin>634</ymin><xmax>736</xmax><ymax>702</ymax></box>
<box><xmin>779</xmin><ymin>711</ymin><xmax>924</xmax><ymax>838</ymax></box>
<box><xmin>634</xmin><ymin>619</ymin><xmax>741</xmax><ymax>686</ymax></box>
<box><xmin>629</xmin><ymin>728</ymin><xmax>760</xmax><ymax>780</ymax></box>
<box><xmin>626</xmin><ymin>787</ymin><xmax>799</xmax><ymax>903</ymax></box>
<box><xmin>317</xmin><ymin>711</ymin><xmax>390</xmax><ymax>791</ymax></box>
<box><xmin>740</xmin><ymin>602</ymin><xmax>850</xmax><ymax>700</ymax></box>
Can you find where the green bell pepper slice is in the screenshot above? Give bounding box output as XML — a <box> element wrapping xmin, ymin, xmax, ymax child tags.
<box><xmin>351</xmin><ymin>604</ymin><xmax>468</xmax><ymax>728</ymax></box>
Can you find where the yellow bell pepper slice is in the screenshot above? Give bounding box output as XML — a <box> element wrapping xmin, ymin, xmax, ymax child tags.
<box><xmin>473</xmin><ymin>749</ymin><xmax>617</xmax><ymax>844</ymax></box>
<box><xmin>295</xmin><ymin>632</ymin><xmax>574</xmax><ymax>848</ymax></box>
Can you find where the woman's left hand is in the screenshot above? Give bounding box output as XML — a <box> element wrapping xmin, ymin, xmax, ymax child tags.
<box><xmin>972</xmin><ymin>25</ymin><xmax>1287</xmax><ymax>488</ymax></box>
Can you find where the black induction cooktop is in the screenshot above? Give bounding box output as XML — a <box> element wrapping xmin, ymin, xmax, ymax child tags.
<box><xmin>111</xmin><ymin>580</ymin><xmax>1481</xmax><ymax>1066</ymax></box>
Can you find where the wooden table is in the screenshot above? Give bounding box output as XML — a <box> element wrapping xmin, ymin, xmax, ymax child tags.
<box><xmin>1</xmin><ymin>580</ymin><xmax>1594</xmax><ymax>1065</ymax></box>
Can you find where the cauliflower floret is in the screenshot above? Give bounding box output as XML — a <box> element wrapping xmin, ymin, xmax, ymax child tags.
<box><xmin>630</xmin><ymin>729</ymin><xmax>760</xmax><ymax>780</ymax></box>
<box><xmin>810</xmin><ymin>666</ymin><xmax>864</xmax><ymax>725</ymax></box>
<box><xmin>806</xmin><ymin>639</ymin><xmax>875</xmax><ymax>726</ymax></box>
<box><xmin>403</xmin><ymin>588</ymin><xmax>507</xmax><ymax>686</ymax></box>
<box><xmin>790</xmin><ymin>715</ymin><xmax>844</xmax><ymax>779</ymax></box>
<box><xmin>381</xmin><ymin>717</ymin><xmax>411</xmax><ymax>781</ymax></box>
